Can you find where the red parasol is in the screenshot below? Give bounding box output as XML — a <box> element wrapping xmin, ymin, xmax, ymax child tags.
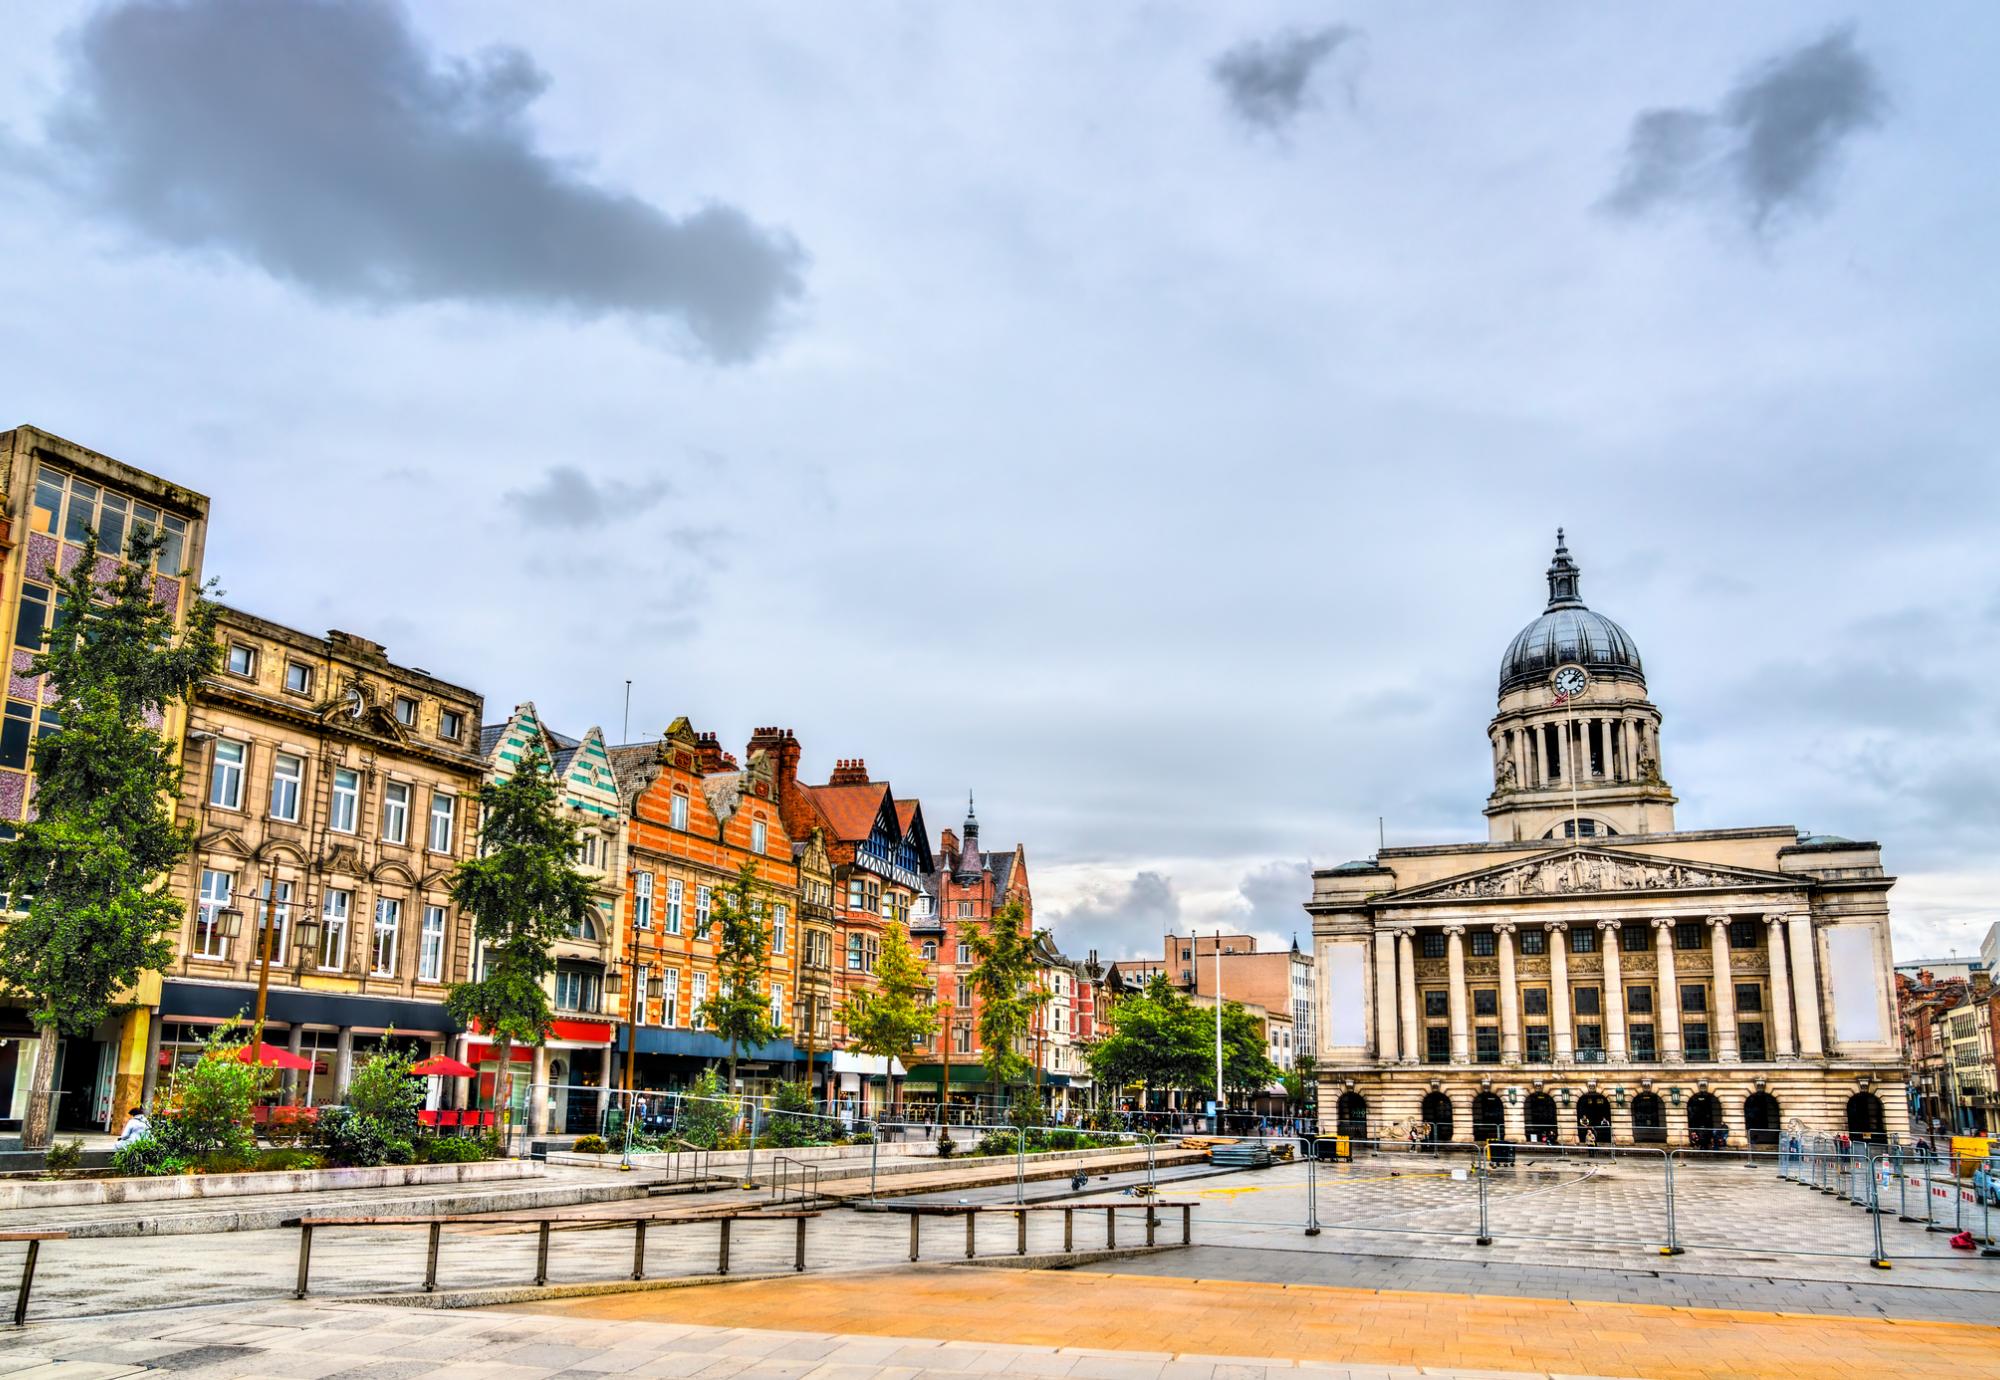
<box><xmin>410</xmin><ymin>1054</ymin><xmax>477</xmax><ymax>1077</ymax></box>
<box><xmin>230</xmin><ymin>1042</ymin><xmax>316</xmax><ymax>1071</ymax></box>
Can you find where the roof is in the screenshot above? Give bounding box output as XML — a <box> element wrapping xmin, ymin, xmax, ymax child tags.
<box><xmin>1499</xmin><ymin>533</ymin><xmax>1644</xmax><ymax>695</ymax></box>
<box><xmin>479</xmin><ymin>722</ymin><xmax>509</xmax><ymax>759</ymax></box>
<box><xmin>895</xmin><ymin>800</ymin><xmax>920</xmax><ymax>833</ymax></box>
<box><xmin>804</xmin><ymin>781</ymin><xmax>891</xmax><ymax>842</ymax></box>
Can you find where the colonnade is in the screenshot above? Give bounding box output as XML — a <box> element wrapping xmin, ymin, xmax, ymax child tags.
<box><xmin>1502</xmin><ymin>712</ymin><xmax>1658</xmax><ymax>789</ymax></box>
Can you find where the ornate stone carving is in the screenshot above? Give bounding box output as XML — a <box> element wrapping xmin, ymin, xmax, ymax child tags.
<box><xmin>1420</xmin><ymin>850</ymin><xmax>1760</xmax><ymax>901</ymax></box>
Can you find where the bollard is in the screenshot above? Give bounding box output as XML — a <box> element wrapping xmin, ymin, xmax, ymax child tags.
<box><xmin>1305</xmin><ymin>1145</ymin><xmax>1321</xmax><ymax>1237</ymax></box>
<box><xmin>1146</xmin><ymin>1207</ymin><xmax>1158</xmax><ymax>1247</ymax></box>
<box><xmin>966</xmin><ymin>1212</ymin><xmax>977</xmax><ymax>1260</ymax></box>
<box><xmin>13</xmin><ymin>1241</ymin><xmax>41</xmax><ymax>1327</ymax></box>
<box><xmin>909</xmin><ymin>1214</ymin><xmax>921</xmax><ymax>1262</ymax></box>
<box><xmin>1182</xmin><ymin>1203</ymin><xmax>1192</xmax><ymax>1245</ymax></box>
<box><xmin>1475</xmin><ymin>1163</ymin><xmax>1492</xmax><ymax>1247</ymax></box>
<box><xmin>1064</xmin><ymin>1208</ymin><xmax>1074</xmax><ymax>1253</ymax></box>
<box><xmin>425</xmin><ymin>1221</ymin><xmax>442</xmax><ymax>1292</ymax></box>
<box><xmin>1106</xmin><ymin>1206</ymin><xmax>1117</xmax><ymax>1248</ymax></box>
<box><xmin>718</xmin><ymin>1218</ymin><xmax>732</xmax><ymax>1275</ymax></box>
<box><xmin>633</xmin><ymin>1219</ymin><xmax>648</xmax><ymax>1281</ymax></box>
<box><xmin>535</xmin><ymin>1221</ymin><xmax>552</xmax><ymax>1286</ymax></box>
<box><xmin>795</xmin><ymin>1216</ymin><xmax>808</xmax><ymax>1272</ymax></box>
<box><xmin>294</xmin><ymin>1224</ymin><xmax>314</xmax><ymax>1299</ymax></box>
<box><xmin>1016</xmin><ymin>1209</ymin><xmax>1028</xmax><ymax>1256</ymax></box>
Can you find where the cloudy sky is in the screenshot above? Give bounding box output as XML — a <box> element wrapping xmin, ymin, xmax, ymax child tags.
<box><xmin>2</xmin><ymin>2</ymin><xmax>1995</xmax><ymax>963</ymax></box>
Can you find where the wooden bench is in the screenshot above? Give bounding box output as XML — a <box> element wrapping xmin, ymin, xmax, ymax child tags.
<box><xmin>0</xmin><ymin>1231</ymin><xmax>64</xmax><ymax>1327</ymax></box>
<box><xmin>289</xmin><ymin>1207</ymin><xmax>822</xmax><ymax>1296</ymax></box>
<box><xmin>876</xmin><ymin>1199</ymin><xmax>1197</xmax><ymax>1260</ymax></box>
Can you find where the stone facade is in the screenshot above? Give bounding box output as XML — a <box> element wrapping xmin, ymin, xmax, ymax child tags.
<box><xmin>165</xmin><ymin>608</ymin><xmax>485</xmax><ymax>1104</ymax></box>
<box><xmin>1310</xmin><ymin>537</ymin><xmax>1906</xmax><ymax>1147</ymax></box>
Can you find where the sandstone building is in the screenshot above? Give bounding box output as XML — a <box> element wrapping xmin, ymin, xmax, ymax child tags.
<box><xmin>1309</xmin><ymin>535</ymin><xmax>1905</xmax><ymax>1146</ymax></box>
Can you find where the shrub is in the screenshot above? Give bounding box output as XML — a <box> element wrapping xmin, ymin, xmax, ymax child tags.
<box><xmin>110</xmin><ymin>1135</ymin><xmax>189</xmax><ymax>1177</ymax></box>
<box><xmin>42</xmin><ymin>1139</ymin><xmax>84</xmax><ymax>1173</ymax></box>
<box><xmin>765</xmin><ymin>1081</ymin><xmax>824</xmax><ymax>1148</ymax></box>
<box><xmin>571</xmin><ymin>1134</ymin><xmax>610</xmax><ymax>1155</ymax></box>
<box><xmin>676</xmin><ymin>1068</ymin><xmax>738</xmax><ymax>1149</ymax></box>
<box><xmin>255</xmin><ymin>1148</ymin><xmax>324</xmax><ymax>1172</ymax></box>
<box><xmin>345</xmin><ymin>1046</ymin><xmax>424</xmax><ymax>1145</ymax></box>
<box><xmin>935</xmin><ymin>1134</ymin><xmax>956</xmax><ymax>1158</ymax></box>
<box><xmin>317</xmin><ymin>1106</ymin><xmax>392</xmax><ymax>1167</ymax></box>
<box><xmin>384</xmin><ymin>1139</ymin><xmax>415</xmax><ymax>1166</ymax></box>
<box><xmin>156</xmin><ymin>1031</ymin><xmax>263</xmax><ymax>1161</ymax></box>
<box><xmin>417</xmin><ymin>1135</ymin><xmax>485</xmax><ymax>1163</ymax></box>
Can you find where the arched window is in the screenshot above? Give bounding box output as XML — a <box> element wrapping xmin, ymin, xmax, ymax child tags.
<box><xmin>1546</xmin><ymin>818</ymin><xmax>1618</xmax><ymax>839</ymax></box>
<box><xmin>1471</xmin><ymin>1092</ymin><xmax>1505</xmax><ymax>1143</ymax></box>
<box><xmin>1335</xmin><ymin>1092</ymin><xmax>1368</xmax><ymax>1140</ymax></box>
<box><xmin>1525</xmin><ymin>1092</ymin><xmax>1558</xmax><ymax>1142</ymax></box>
<box><xmin>1630</xmin><ymin>1092</ymin><xmax>1665</xmax><ymax>1144</ymax></box>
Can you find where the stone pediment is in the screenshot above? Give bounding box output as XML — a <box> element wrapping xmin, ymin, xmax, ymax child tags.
<box><xmin>197</xmin><ymin>828</ymin><xmax>252</xmax><ymax>858</ymax></box>
<box><xmin>1391</xmin><ymin>848</ymin><xmax>1796</xmax><ymax>904</ymax></box>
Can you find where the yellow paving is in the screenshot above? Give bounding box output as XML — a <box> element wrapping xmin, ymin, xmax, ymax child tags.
<box><xmin>512</xmin><ymin>1266</ymin><xmax>2000</xmax><ymax>1379</ymax></box>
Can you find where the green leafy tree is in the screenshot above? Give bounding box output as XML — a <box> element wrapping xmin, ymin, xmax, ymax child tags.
<box><xmin>838</xmin><ymin>920</ymin><xmax>938</xmax><ymax>1113</ymax></box>
<box><xmin>1220</xmin><ymin>1001</ymin><xmax>1280</xmax><ymax>1104</ymax></box>
<box><xmin>0</xmin><ymin>526</ymin><xmax>220</xmax><ymax>1149</ymax></box>
<box><xmin>1086</xmin><ymin>975</ymin><xmax>1208</xmax><ymax>1099</ymax></box>
<box><xmin>698</xmin><ymin>860</ymin><xmax>782</xmax><ymax>1098</ymax></box>
<box><xmin>444</xmin><ymin>739</ymin><xmax>594</xmax><ymax>1133</ymax></box>
<box><xmin>963</xmin><ymin>900</ymin><xmax>1049</xmax><ymax>1095</ymax></box>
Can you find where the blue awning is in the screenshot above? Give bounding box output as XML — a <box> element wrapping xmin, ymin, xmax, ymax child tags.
<box><xmin>613</xmin><ymin>1027</ymin><xmax>805</xmax><ymax>1061</ymax></box>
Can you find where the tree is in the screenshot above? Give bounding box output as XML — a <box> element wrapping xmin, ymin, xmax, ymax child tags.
<box><xmin>1220</xmin><ymin>1002</ymin><xmax>1279</xmax><ymax>1103</ymax></box>
<box><xmin>698</xmin><ymin>859</ymin><xmax>782</xmax><ymax>1098</ymax></box>
<box><xmin>0</xmin><ymin>527</ymin><xmax>220</xmax><ymax>1149</ymax></box>
<box><xmin>962</xmin><ymin>900</ymin><xmax>1049</xmax><ymax>1097</ymax></box>
<box><xmin>838</xmin><ymin>920</ymin><xmax>937</xmax><ymax>1113</ymax></box>
<box><xmin>444</xmin><ymin>738</ymin><xmax>594</xmax><ymax>1135</ymax></box>
<box><xmin>1085</xmin><ymin>975</ymin><xmax>1207</xmax><ymax>1103</ymax></box>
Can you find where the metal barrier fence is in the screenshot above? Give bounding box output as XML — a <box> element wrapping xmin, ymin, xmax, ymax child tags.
<box><xmin>869</xmin><ymin>1119</ymin><xmax>1162</xmax><ymax>1204</ymax></box>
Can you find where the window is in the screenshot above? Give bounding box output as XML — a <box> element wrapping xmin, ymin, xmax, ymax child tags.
<box><xmin>1425</xmin><ymin>1027</ymin><xmax>1450</xmax><ymax>1064</ymax></box>
<box><xmin>770</xmin><ymin>984</ymin><xmax>784</xmax><ymax>1029</ymax></box>
<box><xmin>921</xmin><ymin>940</ymin><xmax>938</xmax><ymax>960</ymax></box>
<box><xmin>1423</xmin><ymin>990</ymin><xmax>1449</xmax><ymax>1019</ymax></box>
<box><xmin>1473</xmin><ymin>988</ymin><xmax>1498</xmax><ymax>1018</ymax></box>
<box><xmin>1683</xmin><ymin>1023</ymin><xmax>1711</xmax><ymax>1061</ymax></box>
<box><xmin>1626</xmin><ymin>985</ymin><xmax>1654</xmax><ymax>1015</ymax></box>
<box><xmin>1729</xmin><ymin>918</ymin><xmax>1758</xmax><ymax>949</ymax></box>
<box><xmin>555</xmin><ymin>965</ymin><xmax>602</xmax><ymax>1012</ymax></box>
<box><xmin>319</xmin><ymin>890</ymin><xmax>350</xmax><ymax>970</ymax></box>
<box><xmin>14</xmin><ymin>583</ymin><xmax>49</xmax><ymax>654</ymax></box>
<box><xmin>1621</xmin><ymin>922</ymin><xmax>1650</xmax><ymax>953</ymax></box>
<box><xmin>567</xmin><ymin>910</ymin><xmax>599</xmax><ymax>941</ymax></box>
<box><xmin>269</xmin><ymin>752</ymin><xmax>303</xmax><ymax>822</ymax></box>
<box><xmin>634</xmin><ymin>872</ymin><xmax>654</xmax><ymax>929</ymax></box>
<box><xmin>1470</xmin><ymin>930</ymin><xmax>1495</xmax><ymax>957</ymax></box>
<box><xmin>194</xmin><ymin>869</ymin><xmax>233</xmax><ymax>959</ymax></box>
<box><xmin>1475</xmin><ymin>1027</ymin><xmax>1501</xmax><ymax>1064</ymax></box>
<box><xmin>1421</xmin><ymin>932</ymin><xmax>1447</xmax><ymax>959</ymax></box>
<box><xmin>691</xmin><ymin>972</ymin><xmax>708</xmax><ymax>1024</ymax></box>
<box><xmin>227</xmin><ymin>644</ymin><xmax>256</xmax><ymax>677</ymax></box>
<box><xmin>1739</xmin><ymin>1021</ymin><xmax>1767</xmax><ymax>1061</ymax></box>
<box><xmin>1520</xmin><ymin>930</ymin><xmax>1547</xmax><ymax>956</ymax></box>
<box><xmin>773</xmin><ymin>903</ymin><xmax>787</xmax><ymax>955</ymax></box>
<box><xmin>632</xmin><ymin>967</ymin><xmax>649</xmax><ymax>1023</ymax></box>
<box><xmin>209</xmin><ymin>740</ymin><xmax>246</xmax><ymax>810</ymax></box>
<box><xmin>1573</xmin><ymin>986</ymin><xmax>1601</xmax><ymax>1017</ymax></box>
<box><xmin>662</xmin><ymin>969</ymin><xmax>680</xmax><ymax>1026</ymax></box>
<box><xmin>847</xmin><ymin>933</ymin><xmax>865</xmax><ymax>971</ymax></box>
<box><xmin>254</xmin><ymin>877</ymin><xmax>292</xmax><ymax>964</ymax></box>
<box><xmin>666</xmin><ymin>878</ymin><xmax>684</xmax><ymax>934</ymax></box>
<box><xmin>439</xmin><ymin>709</ymin><xmax>463</xmax><ymax>741</ymax></box>
<box><xmin>751</xmin><ymin>819</ymin><xmax>768</xmax><ymax>855</ymax></box>
<box><xmin>393</xmin><ymin>696</ymin><xmax>417</xmax><ymax>726</ymax></box>
<box><xmin>381</xmin><ymin>781</ymin><xmax>410</xmax><ymax>844</ymax></box>
<box><xmin>428</xmin><ymin>793</ymin><xmax>456</xmax><ymax>853</ymax></box>
<box><xmin>1734</xmin><ymin>982</ymin><xmax>1762</xmax><ymax>1012</ymax></box>
<box><xmin>1575</xmin><ymin>1023</ymin><xmax>1604</xmax><ymax>1060</ymax></box>
<box><xmin>371</xmin><ymin>898</ymin><xmax>401</xmax><ymax>976</ymax></box>
<box><xmin>695</xmin><ymin>885</ymin><xmax>711</xmax><ymax>938</ymax></box>
<box><xmin>670</xmin><ymin>791</ymin><xmax>689</xmax><ymax>830</ymax></box>
<box><xmin>954</xmin><ymin>1024</ymin><xmax>971</xmax><ymax>1054</ymax></box>
<box><xmin>1568</xmin><ymin>926</ymin><xmax>1596</xmax><ymax>954</ymax></box>
<box><xmin>1681</xmin><ymin>984</ymin><xmax>1708</xmax><ymax>1014</ymax></box>
<box><xmin>330</xmin><ymin>769</ymin><xmax>359</xmax><ymax>833</ymax></box>
<box><xmin>1675</xmin><ymin>921</ymin><xmax>1703</xmax><ymax>950</ymax></box>
<box><xmin>1629</xmin><ymin>1023</ymin><xmax>1657</xmax><ymax>1060</ymax></box>
<box><xmin>952</xmin><ymin>900</ymin><xmax>971</xmax><ymax>918</ymax></box>
<box><xmin>1523</xmin><ymin>987</ymin><xmax>1549</xmax><ymax>1017</ymax></box>
<box><xmin>285</xmin><ymin>662</ymin><xmax>313</xmax><ymax>695</ymax></box>
<box><xmin>29</xmin><ymin>471</ymin><xmax>60</xmax><ymax>535</ymax></box>
<box><xmin>419</xmin><ymin>906</ymin><xmax>446</xmax><ymax>982</ymax></box>
<box><xmin>1525</xmin><ymin>1025</ymin><xmax>1551</xmax><ymax>1061</ymax></box>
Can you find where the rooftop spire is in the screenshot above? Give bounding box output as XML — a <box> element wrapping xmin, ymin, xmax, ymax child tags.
<box><xmin>956</xmin><ymin>790</ymin><xmax>982</xmax><ymax>878</ymax></box>
<box><xmin>1544</xmin><ymin>529</ymin><xmax>1584</xmax><ymax>610</ymax></box>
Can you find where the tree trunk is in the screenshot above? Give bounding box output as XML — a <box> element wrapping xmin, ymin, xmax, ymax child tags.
<box><xmin>20</xmin><ymin>1023</ymin><xmax>60</xmax><ymax>1151</ymax></box>
<box><xmin>495</xmin><ymin>1035</ymin><xmax>514</xmax><ymax>1153</ymax></box>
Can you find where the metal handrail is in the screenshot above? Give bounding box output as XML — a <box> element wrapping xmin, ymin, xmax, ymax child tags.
<box><xmin>768</xmin><ymin>1155</ymin><xmax>822</xmax><ymax>1204</ymax></box>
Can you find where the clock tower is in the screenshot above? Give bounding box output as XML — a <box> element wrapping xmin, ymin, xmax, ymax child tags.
<box><xmin>1484</xmin><ymin>532</ymin><xmax>1676</xmax><ymax>841</ymax></box>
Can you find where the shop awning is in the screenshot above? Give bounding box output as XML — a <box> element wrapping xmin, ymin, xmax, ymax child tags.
<box><xmin>162</xmin><ymin>980</ymin><xmax>453</xmax><ymax>1035</ymax></box>
<box><xmin>613</xmin><ymin>1027</ymin><xmax>805</xmax><ymax>1061</ymax></box>
<box><xmin>829</xmin><ymin>1053</ymin><xmax>905</xmax><ymax>1077</ymax></box>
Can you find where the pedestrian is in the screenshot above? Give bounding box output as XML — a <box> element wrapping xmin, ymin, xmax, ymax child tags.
<box><xmin>115</xmin><ymin>1105</ymin><xmax>150</xmax><ymax>1146</ymax></box>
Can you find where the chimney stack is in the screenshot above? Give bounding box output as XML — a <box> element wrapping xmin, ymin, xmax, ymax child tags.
<box><xmin>695</xmin><ymin>732</ymin><xmax>728</xmax><ymax>773</ymax></box>
<box><xmin>828</xmin><ymin>758</ymin><xmax>870</xmax><ymax>786</ymax></box>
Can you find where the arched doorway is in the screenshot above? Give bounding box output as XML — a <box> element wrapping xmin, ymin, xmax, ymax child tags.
<box><xmin>1472</xmin><ymin>1091</ymin><xmax>1505</xmax><ymax>1143</ymax></box>
<box><xmin>549</xmin><ymin>1057</ymin><xmax>569</xmax><ymax>1133</ymax></box>
<box><xmin>1525</xmin><ymin>1092</ymin><xmax>1558</xmax><ymax>1143</ymax></box>
<box><xmin>1420</xmin><ymin>1091</ymin><xmax>1455</xmax><ymax>1143</ymax></box>
<box><xmin>1576</xmin><ymin>1092</ymin><xmax>1612</xmax><ymax>1145</ymax></box>
<box><xmin>1743</xmin><ymin>1092</ymin><xmax>1781</xmax><ymax>1149</ymax></box>
<box><xmin>1336</xmin><ymin>1092</ymin><xmax>1368</xmax><ymax>1141</ymax></box>
<box><xmin>1685</xmin><ymin>1092</ymin><xmax>1721</xmax><ymax>1147</ymax></box>
<box><xmin>1846</xmin><ymin>1091</ymin><xmax>1885</xmax><ymax>1140</ymax></box>
<box><xmin>1630</xmin><ymin>1092</ymin><xmax>1665</xmax><ymax>1144</ymax></box>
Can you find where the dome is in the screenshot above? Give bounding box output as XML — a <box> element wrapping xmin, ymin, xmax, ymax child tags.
<box><xmin>1499</xmin><ymin>532</ymin><xmax>1645</xmax><ymax>695</ymax></box>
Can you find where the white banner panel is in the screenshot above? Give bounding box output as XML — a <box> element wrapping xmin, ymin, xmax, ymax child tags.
<box><xmin>1826</xmin><ymin>925</ymin><xmax>1884</xmax><ymax>1044</ymax></box>
<box><xmin>1326</xmin><ymin>942</ymin><xmax>1367</xmax><ymax>1047</ymax></box>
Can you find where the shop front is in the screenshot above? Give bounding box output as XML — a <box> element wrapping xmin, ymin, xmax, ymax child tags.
<box><xmin>462</xmin><ymin>1017</ymin><xmax>616</xmax><ymax>1135</ymax></box>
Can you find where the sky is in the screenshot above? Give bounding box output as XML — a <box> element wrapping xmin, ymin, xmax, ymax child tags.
<box><xmin>1</xmin><ymin>2</ymin><xmax>1995</xmax><ymax>964</ymax></box>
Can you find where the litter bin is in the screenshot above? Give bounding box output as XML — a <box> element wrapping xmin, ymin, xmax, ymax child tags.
<box><xmin>1315</xmin><ymin>1135</ymin><xmax>1350</xmax><ymax>1161</ymax></box>
<box><xmin>1489</xmin><ymin>1141</ymin><xmax>1517</xmax><ymax>1167</ymax></box>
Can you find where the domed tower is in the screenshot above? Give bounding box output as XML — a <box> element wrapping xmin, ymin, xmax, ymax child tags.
<box><xmin>1484</xmin><ymin>532</ymin><xmax>1675</xmax><ymax>842</ymax></box>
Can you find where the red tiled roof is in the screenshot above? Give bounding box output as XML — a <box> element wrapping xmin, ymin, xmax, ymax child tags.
<box><xmin>803</xmin><ymin>781</ymin><xmax>889</xmax><ymax>842</ymax></box>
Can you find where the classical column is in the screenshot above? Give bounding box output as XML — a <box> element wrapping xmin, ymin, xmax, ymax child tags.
<box><xmin>1766</xmin><ymin>915</ymin><xmax>1796</xmax><ymax>1059</ymax></box>
<box><xmin>1547</xmin><ymin>922</ymin><xmax>1573</xmax><ymax>1063</ymax></box>
<box><xmin>1373</xmin><ymin>928</ymin><xmax>1399</xmax><ymax>1062</ymax></box>
<box><xmin>285</xmin><ymin>1023</ymin><xmax>305</xmax><ymax>1102</ymax></box>
<box><xmin>1397</xmin><ymin>930</ymin><xmax>1419</xmax><ymax>1063</ymax></box>
<box><xmin>1786</xmin><ymin>914</ymin><xmax>1825</xmax><ymax>1057</ymax></box>
<box><xmin>1445</xmin><ymin>926</ymin><xmax>1470</xmax><ymax>1063</ymax></box>
<box><xmin>1652</xmin><ymin>920</ymin><xmax>1682</xmax><ymax>1062</ymax></box>
<box><xmin>1599</xmin><ymin>920</ymin><xmax>1627</xmax><ymax>1061</ymax></box>
<box><xmin>1551</xmin><ymin>721</ymin><xmax>1567</xmax><ymax>784</ymax></box>
<box><xmin>1496</xmin><ymin>923</ymin><xmax>1521</xmax><ymax>1064</ymax></box>
<box><xmin>1708</xmin><ymin>917</ymin><xmax>1739</xmax><ymax>1061</ymax></box>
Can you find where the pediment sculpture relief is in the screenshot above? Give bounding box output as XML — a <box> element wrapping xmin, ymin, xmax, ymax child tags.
<box><xmin>1420</xmin><ymin>851</ymin><xmax>1767</xmax><ymax>900</ymax></box>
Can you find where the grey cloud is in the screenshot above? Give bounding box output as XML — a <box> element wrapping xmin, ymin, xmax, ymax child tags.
<box><xmin>1054</xmin><ymin>872</ymin><xmax>1181</xmax><ymax>960</ymax></box>
<box><xmin>30</xmin><ymin>0</ymin><xmax>805</xmax><ymax>361</ymax></box>
<box><xmin>1211</xmin><ymin>26</ymin><xmax>1359</xmax><ymax>132</ymax></box>
<box><xmin>1604</xmin><ymin>26</ymin><xmax>1886</xmax><ymax>231</ymax></box>
<box><xmin>504</xmin><ymin>466</ymin><xmax>670</xmax><ymax>529</ymax></box>
<box><xmin>1236</xmin><ymin>860</ymin><xmax>1312</xmax><ymax>943</ymax></box>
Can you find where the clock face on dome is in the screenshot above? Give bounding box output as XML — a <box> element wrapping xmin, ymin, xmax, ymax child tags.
<box><xmin>1551</xmin><ymin>665</ymin><xmax>1589</xmax><ymax>699</ymax></box>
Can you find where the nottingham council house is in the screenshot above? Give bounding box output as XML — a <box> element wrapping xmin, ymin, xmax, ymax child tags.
<box><xmin>1307</xmin><ymin>534</ymin><xmax>1905</xmax><ymax>1148</ymax></box>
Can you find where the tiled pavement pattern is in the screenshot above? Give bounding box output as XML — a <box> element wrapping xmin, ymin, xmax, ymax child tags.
<box><xmin>510</xmin><ymin>1266</ymin><xmax>2000</xmax><ymax>1379</ymax></box>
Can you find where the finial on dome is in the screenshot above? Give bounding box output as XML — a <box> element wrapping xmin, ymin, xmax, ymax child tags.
<box><xmin>1545</xmin><ymin>531</ymin><xmax>1583</xmax><ymax>610</ymax></box>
